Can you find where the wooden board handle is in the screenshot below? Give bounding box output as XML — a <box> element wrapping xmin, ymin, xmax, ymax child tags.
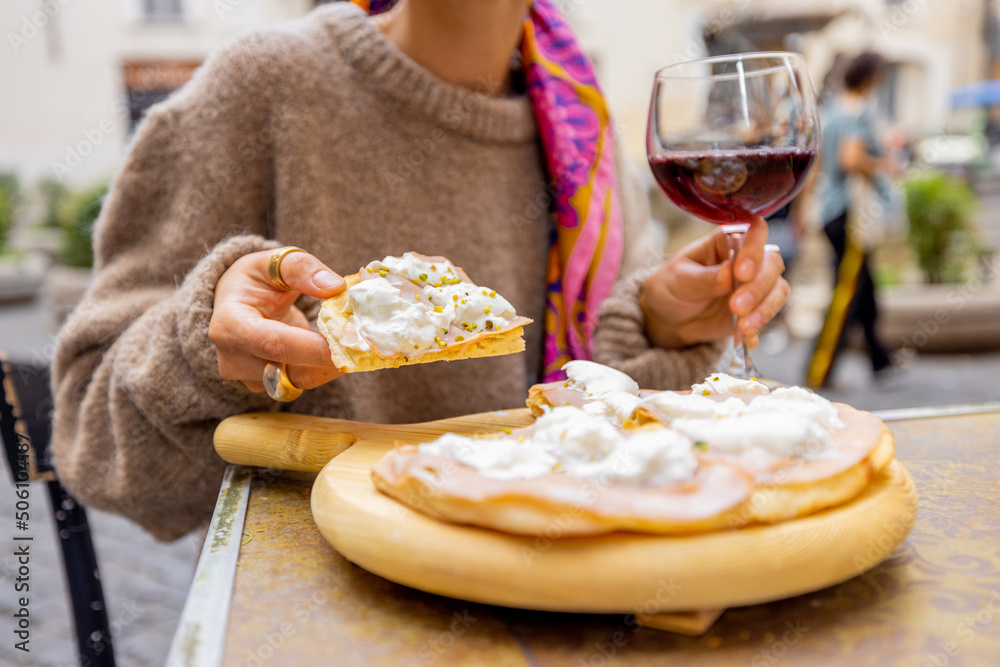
<box><xmin>214</xmin><ymin>409</ymin><xmax>534</xmax><ymax>472</ymax></box>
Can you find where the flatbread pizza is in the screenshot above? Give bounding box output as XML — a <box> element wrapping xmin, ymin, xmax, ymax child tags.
<box><xmin>317</xmin><ymin>253</ymin><xmax>532</xmax><ymax>373</ymax></box>
<box><xmin>372</xmin><ymin>366</ymin><xmax>895</xmax><ymax>536</ymax></box>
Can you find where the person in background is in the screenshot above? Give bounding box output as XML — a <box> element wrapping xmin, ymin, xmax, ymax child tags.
<box><xmin>806</xmin><ymin>51</ymin><xmax>899</xmax><ymax>389</ymax></box>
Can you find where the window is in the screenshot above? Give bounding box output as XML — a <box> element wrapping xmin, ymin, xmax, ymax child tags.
<box><xmin>142</xmin><ymin>0</ymin><xmax>184</xmax><ymax>22</ymax></box>
<box><xmin>123</xmin><ymin>61</ymin><xmax>200</xmax><ymax>132</ymax></box>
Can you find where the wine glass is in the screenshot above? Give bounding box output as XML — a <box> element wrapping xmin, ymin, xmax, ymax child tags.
<box><xmin>647</xmin><ymin>52</ymin><xmax>820</xmax><ymax>379</ymax></box>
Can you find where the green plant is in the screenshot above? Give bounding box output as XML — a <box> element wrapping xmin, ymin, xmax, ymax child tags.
<box><xmin>904</xmin><ymin>171</ymin><xmax>987</xmax><ymax>284</ymax></box>
<box><xmin>59</xmin><ymin>184</ymin><xmax>107</xmax><ymax>268</ymax></box>
<box><xmin>0</xmin><ymin>172</ymin><xmax>18</xmax><ymax>254</ymax></box>
<box><xmin>38</xmin><ymin>178</ymin><xmax>69</xmax><ymax>228</ymax></box>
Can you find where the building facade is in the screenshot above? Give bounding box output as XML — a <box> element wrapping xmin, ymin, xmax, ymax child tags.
<box><xmin>566</xmin><ymin>0</ymin><xmax>998</xmax><ymax>161</ymax></box>
<box><xmin>2</xmin><ymin>0</ymin><xmax>997</xmax><ymax>187</ymax></box>
<box><xmin>1</xmin><ymin>0</ymin><xmax>312</xmax><ymax>188</ymax></box>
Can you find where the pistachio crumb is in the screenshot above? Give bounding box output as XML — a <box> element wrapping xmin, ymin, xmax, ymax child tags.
<box><xmin>419</xmin><ymin>273</ymin><xmax>428</xmax><ymax>281</ymax></box>
<box><xmin>484</xmin><ymin>305</ymin><xmax>491</xmax><ymax>314</ymax></box>
<box><xmin>366</xmin><ymin>267</ymin><xmax>373</xmax><ymax>273</ymax></box>
<box><xmin>456</xmin><ymin>335</ymin><xmax>465</xmax><ymax>342</ymax></box>
<box><xmin>433</xmin><ymin>306</ymin><xmax>443</xmax><ymax>313</ymax></box>
<box><xmin>702</xmin><ymin>390</ymin><xmax>711</xmax><ymax>396</ymax></box>
<box><xmin>489</xmin><ymin>290</ymin><xmax>496</xmax><ymax>297</ymax></box>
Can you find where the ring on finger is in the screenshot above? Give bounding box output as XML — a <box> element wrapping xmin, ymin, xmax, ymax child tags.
<box><xmin>268</xmin><ymin>246</ymin><xmax>306</xmax><ymax>291</ymax></box>
<box><xmin>262</xmin><ymin>362</ymin><xmax>303</xmax><ymax>402</ymax></box>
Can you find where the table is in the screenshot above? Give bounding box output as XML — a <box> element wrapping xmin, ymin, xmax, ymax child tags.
<box><xmin>170</xmin><ymin>406</ymin><xmax>1000</xmax><ymax>666</ymax></box>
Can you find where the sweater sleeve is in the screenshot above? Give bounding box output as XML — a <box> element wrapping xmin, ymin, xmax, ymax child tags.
<box><xmin>591</xmin><ymin>147</ymin><xmax>725</xmax><ymax>390</ymax></box>
<box><xmin>51</xmin><ymin>32</ymin><xmax>286</xmax><ymax>541</ymax></box>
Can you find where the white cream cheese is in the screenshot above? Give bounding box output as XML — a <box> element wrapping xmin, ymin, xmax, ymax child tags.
<box><xmin>581</xmin><ymin>390</ymin><xmax>641</xmax><ymax>425</ymax></box>
<box><xmin>691</xmin><ymin>373</ymin><xmax>770</xmax><ymax>396</ymax></box>
<box><xmin>368</xmin><ymin>253</ymin><xmax>459</xmax><ymax>286</ymax></box>
<box><xmin>531</xmin><ymin>406</ymin><xmax>622</xmax><ymax>462</ymax></box>
<box><xmin>748</xmin><ymin>387</ymin><xmax>845</xmax><ymax>431</ymax></box>
<box><xmin>346</xmin><ymin>277</ymin><xmax>452</xmax><ymax>353</ymax></box>
<box><xmin>418</xmin><ymin>406</ymin><xmax>699</xmax><ymax>485</ymax></box>
<box><xmin>562</xmin><ymin>361</ymin><xmax>641</xmax><ymax>424</ymax></box>
<box><xmin>672</xmin><ymin>413</ymin><xmax>827</xmax><ymax>458</ymax></box>
<box><xmin>570</xmin><ymin>429</ymin><xmax>697</xmax><ymax>486</ymax></box>
<box><xmin>424</xmin><ymin>282</ymin><xmax>516</xmax><ymax>333</ymax></box>
<box><xmin>563</xmin><ymin>360</ymin><xmax>641</xmax><ymax>397</ymax></box>
<box><xmin>347</xmin><ymin>253</ymin><xmax>516</xmax><ymax>353</ymax></box>
<box><xmin>638</xmin><ymin>391</ymin><xmax>747</xmax><ymax>420</ymax></box>
<box><xmin>419</xmin><ymin>433</ymin><xmax>558</xmax><ymax>480</ymax></box>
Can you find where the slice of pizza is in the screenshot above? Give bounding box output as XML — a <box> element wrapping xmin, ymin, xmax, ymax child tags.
<box><xmin>631</xmin><ymin>380</ymin><xmax>895</xmax><ymax>524</ymax></box>
<box><xmin>526</xmin><ymin>360</ymin><xmax>642</xmax><ymax>425</ymax></box>
<box><xmin>317</xmin><ymin>253</ymin><xmax>532</xmax><ymax>373</ymax></box>
<box><xmin>371</xmin><ymin>405</ymin><xmax>757</xmax><ymax>537</ymax></box>
<box><xmin>374</xmin><ymin>366</ymin><xmax>896</xmax><ymax>537</ymax></box>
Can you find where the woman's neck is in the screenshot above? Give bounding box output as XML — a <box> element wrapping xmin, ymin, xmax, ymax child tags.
<box><xmin>376</xmin><ymin>0</ymin><xmax>530</xmax><ymax>96</ymax></box>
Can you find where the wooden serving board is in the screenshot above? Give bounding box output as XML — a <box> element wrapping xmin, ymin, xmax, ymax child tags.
<box><xmin>215</xmin><ymin>410</ymin><xmax>918</xmax><ymax>632</ymax></box>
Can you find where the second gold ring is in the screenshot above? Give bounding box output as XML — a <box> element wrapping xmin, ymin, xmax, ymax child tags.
<box><xmin>262</xmin><ymin>362</ymin><xmax>303</xmax><ymax>402</ymax></box>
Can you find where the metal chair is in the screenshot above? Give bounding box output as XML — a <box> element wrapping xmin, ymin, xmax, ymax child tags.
<box><xmin>0</xmin><ymin>355</ymin><xmax>116</xmax><ymax>666</ymax></box>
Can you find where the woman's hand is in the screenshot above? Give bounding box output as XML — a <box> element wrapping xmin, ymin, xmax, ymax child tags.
<box><xmin>209</xmin><ymin>249</ymin><xmax>347</xmax><ymax>394</ymax></box>
<box><xmin>640</xmin><ymin>219</ymin><xmax>789</xmax><ymax>350</ymax></box>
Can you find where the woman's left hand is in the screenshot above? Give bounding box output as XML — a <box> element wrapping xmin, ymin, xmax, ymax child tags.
<box><xmin>640</xmin><ymin>218</ymin><xmax>789</xmax><ymax>350</ymax></box>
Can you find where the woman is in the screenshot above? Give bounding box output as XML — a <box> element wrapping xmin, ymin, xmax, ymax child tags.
<box><xmin>806</xmin><ymin>51</ymin><xmax>897</xmax><ymax>389</ymax></box>
<box><xmin>51</xmin><ymin>0</ymin><xmax>788</xmax><ymax>541</ymax></box>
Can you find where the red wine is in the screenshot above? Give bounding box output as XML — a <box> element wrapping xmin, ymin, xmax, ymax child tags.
<box><xmin>648</xmin><ymin>147</ymin><xmax>816</xmax><ymax>224</ymax></box>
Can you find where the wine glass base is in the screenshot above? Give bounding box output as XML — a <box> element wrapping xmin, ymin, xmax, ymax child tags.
<box><xmin>722</xmin><ymin>339</ymin><xmax>760</xmax><ymax>380</ymax></box>
<box><xmin>719</xmin><ymin>223</ymin><xmax>750</xmax><ymax>235</ymax></box>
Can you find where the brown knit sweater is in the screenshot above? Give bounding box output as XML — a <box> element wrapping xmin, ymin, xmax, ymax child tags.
<box><xmin>51</xmin><ymin>3</ymin><xmax>722</xmax><ymax>541</ymax></box>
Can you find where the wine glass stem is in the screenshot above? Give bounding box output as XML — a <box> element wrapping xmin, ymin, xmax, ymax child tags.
<box><xmin>723</xmin><ymin>228</ymin><xmax>759</xmax><ymax>379</ymax></box>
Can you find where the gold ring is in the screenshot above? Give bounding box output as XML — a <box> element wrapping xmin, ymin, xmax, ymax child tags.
<box><xmin>262</xmin><ymin>363</ymin><xmax>303</xmax><ymax>402</ymax></box>
<box><xmin>764</xmin><ymin>244</ymin><xmax>781</xmax><ymax>254</ymax></box>
<box><xmin>267</xmin><ymin>246</ymin><xmax>306</xmax><ymax>291</ymax></box>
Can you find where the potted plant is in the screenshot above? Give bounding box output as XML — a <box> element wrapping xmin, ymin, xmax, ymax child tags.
<box><xmin>0</xmin><ymin>172</ymin><xmax>48</xmax><ymax>303</ymax></box>
<box><xmin>879</xmin><ymin>170</ymin><xmax>998</xmax><ymax>353</ymax></box>
<box><xmin>45</xmin><ymin>183</ymin><xmax>108</xmax><ymax>322</ymax></box>
<box><xmin>904</xmin><ymin>171</ymin><xmax>987</xmax><ymax>284</ymax></box>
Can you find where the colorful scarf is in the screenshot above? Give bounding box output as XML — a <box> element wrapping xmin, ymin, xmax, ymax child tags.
<box><xmin>353</xmin><ymin>0</ymin><xmax>623</xmax><ymax>381</ymax></box>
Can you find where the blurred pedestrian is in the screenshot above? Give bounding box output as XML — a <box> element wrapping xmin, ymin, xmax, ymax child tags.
<box><xmin>806</xmin><ymin>51</ymin><xmax>900</xmax><ymax>388</ymax></box>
